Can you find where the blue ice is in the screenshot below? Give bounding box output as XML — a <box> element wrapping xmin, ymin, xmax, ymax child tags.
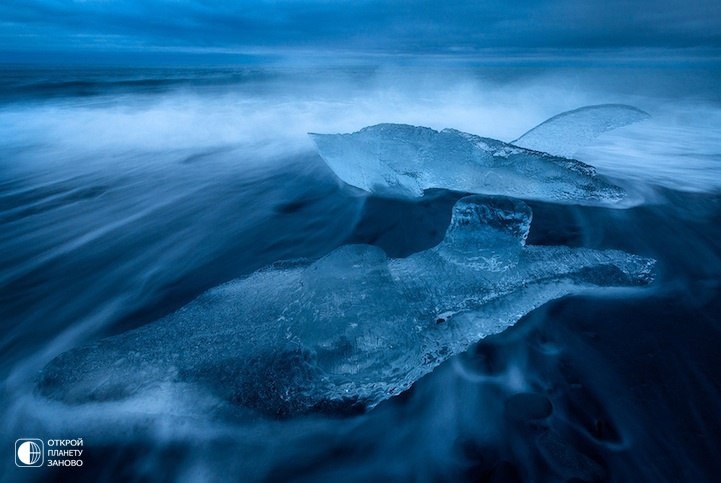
<box><xmin>310</xmin><ymin>105</ymin><xmax>648</xmax><ymax>203</ymax></box>
<box><xmin>38</xmin><ymin>196</ymin><xmax>655</xmax><ymax>415</ymax></box>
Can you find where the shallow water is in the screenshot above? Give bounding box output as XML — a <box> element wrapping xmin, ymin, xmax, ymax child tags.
<box><xmin>1</xmin><ymin>61</ymin><xmax>721</xmax><ymax>482</ymax></box>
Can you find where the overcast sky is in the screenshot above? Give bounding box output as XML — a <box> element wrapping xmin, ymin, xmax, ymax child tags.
<box><xmin>1</xmin><ymin>0</ymin><xmax>720</xmax><ymax>61</ymax></box>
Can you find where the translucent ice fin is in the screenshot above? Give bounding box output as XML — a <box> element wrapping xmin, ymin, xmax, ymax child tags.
<box><xmin>512</xmin><ymin>104</ymin><xmax>650</xmax><ymax>158</ymax></box>
<box><xmin>37</xmin><ymin>196</ymin><xmax>655</xmax><ymax>416</ymax></box>
<box><xmin>310</xmin><ymin>123</ymin><xmax>625</xmax><ymax>204</ymax></box>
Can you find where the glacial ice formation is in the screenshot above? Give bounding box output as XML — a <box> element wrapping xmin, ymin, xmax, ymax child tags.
<box><xmin>310</xmin><ymin>124</ymin><xmax>624</xmax><ymax>203</ymax></box>
<box><xmin>310</xmin><ymin>105</ymin><xmax>649</xmax><ymax>202</ymax></box>
<box><xmin>512</xmin><ymin>104</ymin><xmax>650</xmax><ymax>158</ymax></box>
<box><xmin>38</xmin><ymin>196</ymin><xmax>655</xmax><ymax>416</ymax></box>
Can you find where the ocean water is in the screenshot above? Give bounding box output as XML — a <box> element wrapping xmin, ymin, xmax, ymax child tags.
<box><xmin>1</xmin><ymin>60</ymin><xmax>721</xmax><ymax>482</ymax></box>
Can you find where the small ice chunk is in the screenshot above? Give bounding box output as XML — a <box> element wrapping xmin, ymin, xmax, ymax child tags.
<box><xmin>37</xmin><ymin>196</ymin><xmax>655</xmax><ymax>416</ymax></box>
<box><xmin>512</xmin><ymin>104</ymin><xmax>650</xmax><ymax>158</ymax></box>
<box><xmin>310</xmin><ymin>123</ymin><xmax>625</xmax><ymax>203</ymax></box>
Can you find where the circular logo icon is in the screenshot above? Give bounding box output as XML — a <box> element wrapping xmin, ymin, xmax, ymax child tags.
<box><xmin>16</xmin><ymin>440</ymin><xmax>43</xmax><ymax>466</ymax></box>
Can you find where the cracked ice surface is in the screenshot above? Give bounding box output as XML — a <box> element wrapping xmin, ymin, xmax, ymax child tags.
<box><xmin>38</xmin><ymin>196</ymin><xmax>655</xmax><ymax>416</ymax></box>
<box><xmin>310</xmin><ymin>123</ymin><xmax>625</xmax><ymax>203</ymax></box>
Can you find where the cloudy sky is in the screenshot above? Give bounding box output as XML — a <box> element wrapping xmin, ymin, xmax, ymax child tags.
<box><xmin>1</xmin><ymin>0</ymin><xmax>720</xmax><ymax>61</ymax></box>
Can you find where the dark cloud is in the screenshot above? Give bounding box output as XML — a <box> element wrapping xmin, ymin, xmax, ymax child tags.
<box><xmin>1</xmin><ymin>0</ymin><xmax>720</xmax><ymax>60</ymax></box>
